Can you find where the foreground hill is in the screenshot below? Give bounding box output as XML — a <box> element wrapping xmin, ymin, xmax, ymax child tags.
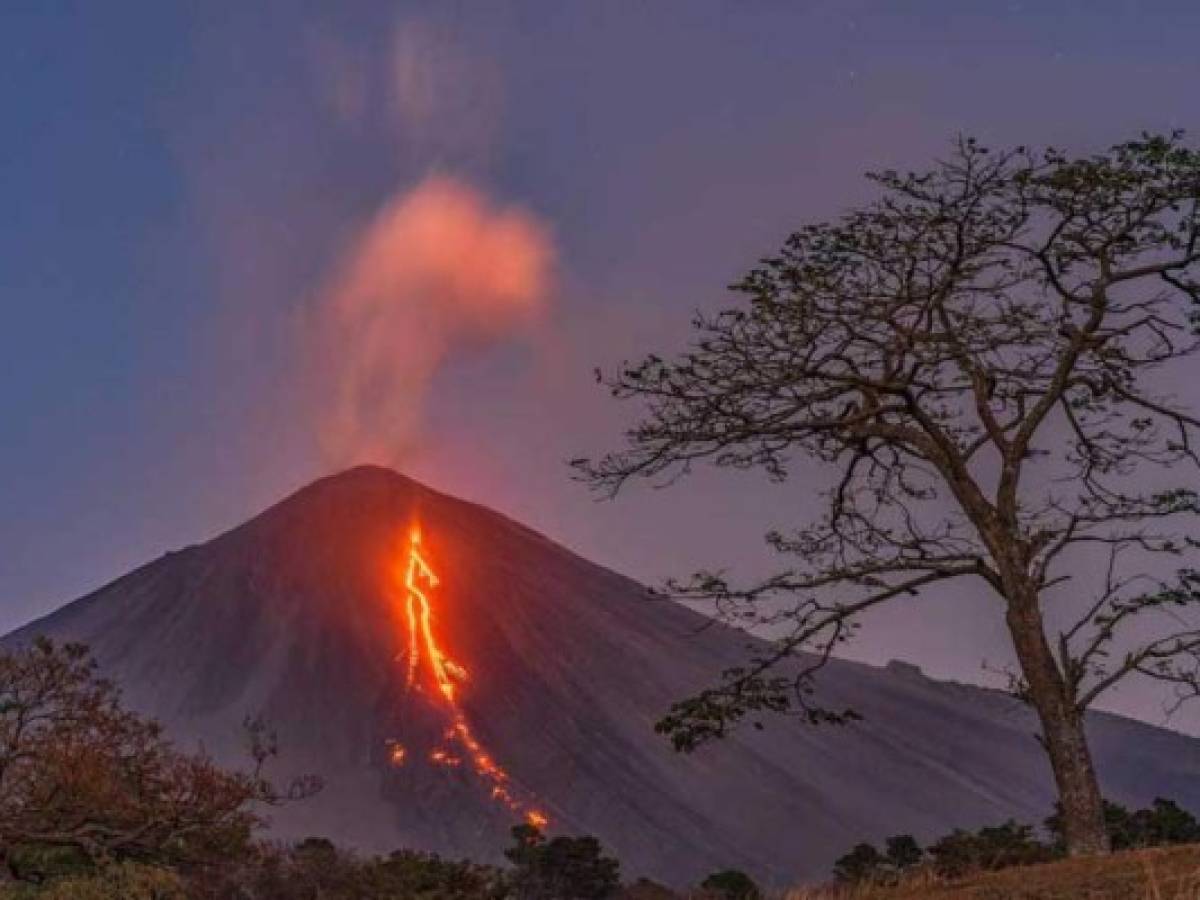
<box><xmin>6</xmin><ymin>466</ymin><xmax>1200</xmax><ymax>886</ymax></box>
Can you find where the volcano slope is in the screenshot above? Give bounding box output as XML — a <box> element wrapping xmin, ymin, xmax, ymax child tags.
<box><xmin>6</xmin><ymin>466</ymin><xmax>1200</xmax><ymax>886</ymax></box>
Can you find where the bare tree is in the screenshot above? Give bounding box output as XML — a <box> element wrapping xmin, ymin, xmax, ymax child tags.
<box><xmin>576</xmin><ymin>134</ymin><xmax>1200</xmax><ymax>856</ymax></box>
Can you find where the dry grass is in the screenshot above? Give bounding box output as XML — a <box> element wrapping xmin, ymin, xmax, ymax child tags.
<box><xmin>777</xmin><ymin>844</ymin><xmax>1200</xmax><ymax>900</ymax></box>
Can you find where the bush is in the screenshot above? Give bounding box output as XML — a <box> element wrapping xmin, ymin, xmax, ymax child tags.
<box><xmin>698</xmin><ymin>868</ymin><xmax>762</xmax><ymax>898</ymax></box>
<box><xmin>883</xmin><ymin>834</ymin><xmax>923</xmax><ymax>869</ymax></box>
<box><xmin>1045</xmin><ymin>797</ymin><xmax>1200</xmax><ymax>851</ymax></box>
<box><xmin>184</xmin><ymin>840</ymin><xmax>505</xmax><ymax>899</ymax></box>
<box><xmin>928</xmin><ymin>820</ymin><xmax>1056</xmax><ymax>878</ymax></box>
<box><xmin>833</xmin><ymin>797</ymin><xmax>1200</xmax><ymax>885</ymax></box>
<box><xmin>505</xmin><ymin>824</ymin><xmax>621</xmax><ymax>899</ymax></box>
<box><xmin>832</xmin><ymin>843</ymin><xmax>888</xmax><ymax>884</ymax></box>
<box><xmin>832</xmin><ymin>834</ymin><xmax>924</xmax><ymax>884</ymax></box>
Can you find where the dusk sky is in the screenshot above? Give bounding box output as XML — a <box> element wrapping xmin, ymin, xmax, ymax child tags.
<box><xmin>4</xmin><ymin>2</ymin><xmax>1199</xmax><ymax>728</ymax></box>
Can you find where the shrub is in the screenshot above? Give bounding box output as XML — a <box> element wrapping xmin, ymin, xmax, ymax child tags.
<box><xmin>832</xmin><ymin>843</ymin><xmax>888</xmax><ymax>884</ymax></box>
<box><xmin>927</xmin><ymin>821</ymin><xmax>1056</xmax><ymax>878</ymax></box>
<box><xmin>184</xmin><ymin>840</ymin><xmax>505</xmax><ymax>899</ymax></box>
<box><xmin>1046</xmin><ymin>797</ymin><xmax>1200</xmax><ymax>851</ymax></box>
<box><xmin>698</xmin><ymin>868</ymin><xmax>762</xmax><ymax>899</ymax></box>
<box><xmin>505</xmin><ymin>824</ymin><xmax>621</xmax><ymax>899</ymax></box>
<box><xmin>883</xmin><ymin>834</ymin><xmax>923</xmax><ymax>870</ymax></box>
<box><xmin>832</xmin><ymin>835</ymin><xmax>924</xmax><ymax>885</ymax></box>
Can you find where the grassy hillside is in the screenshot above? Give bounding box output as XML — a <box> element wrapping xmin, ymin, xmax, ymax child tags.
<box><xmin>783</xmin><ymin>844</ymin><xmax>1200</xmax><ymax>899</ymax></box>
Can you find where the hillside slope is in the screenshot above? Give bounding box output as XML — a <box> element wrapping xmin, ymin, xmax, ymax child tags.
<box><xmin>7</xmin><ymin>466</ymin><xmax>1200</xmax><ymax>886</ymax></box>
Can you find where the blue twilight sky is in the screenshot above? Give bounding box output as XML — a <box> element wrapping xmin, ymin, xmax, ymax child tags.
<box><xmin>3</xmin><ymin>2</ymin><xmax>1199</xmax><ymax>727</ymax></box>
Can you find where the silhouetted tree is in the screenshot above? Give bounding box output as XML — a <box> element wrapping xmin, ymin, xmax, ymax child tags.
<box><xmin>504</xmin><ymin>824</ymin><xmax>621</xmax><ymax>900</ymax></box>
<box><xmin>699</xmin><ymin>868</ymin><xmax>762</xmax><ymax>899</ymax></box>
<box><xmin>833</xmin><ymin>843</ymin><xmax>887</xmax><ymax>884</ymax></box>
<box><xmin>927</xmin><ymin>821</ymin><xmax>1056</xmax><ymax>878</ymax></box>
<box><xmin>578</xmin><ymin>133</ymin><xmax>1200</xmax><ymax>856</ymax></box>
<box><xmin>0</xmin><ymin>638</ymin><xmax>320</xmax><ymax>882</ymax></box>
<box><xmin>832</xmin><ymin>835</ymin><xmax>925</xmax><ymax>885</ymax></box>
<box><xmin>884</xmin><ymin>834</ymin><xmax>924</xmax><ymax>870</ymax></box>
<box><xmin>1047</xmin><ymin>796</ymin><xmax>1200</xmax><ymax>850</ymax></box>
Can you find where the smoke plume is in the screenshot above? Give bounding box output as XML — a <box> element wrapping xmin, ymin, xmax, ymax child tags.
<box><xmin>314</xmin><ymin>174</ymin><xmax>554</xmax><ymax>466</ymax></box>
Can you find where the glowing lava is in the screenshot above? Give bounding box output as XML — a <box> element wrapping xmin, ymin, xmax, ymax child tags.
<box><xmin>387</xmin><ymin>742</ymin><xmax>407</xmax><ymax>766</ymax></box>
<box><xmin>395</xmin><ymin>525</ymin><xmax>548</xmax><ymax>828</ymax></box>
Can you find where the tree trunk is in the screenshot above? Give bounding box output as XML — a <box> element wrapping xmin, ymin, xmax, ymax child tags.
<box><xmin>1005</xmin><ymin>595</ymin><xmax>1110</xmax><ymax>856</ymax></box>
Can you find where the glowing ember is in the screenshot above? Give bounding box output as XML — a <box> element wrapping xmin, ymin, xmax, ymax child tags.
<box><xmin>429</xmin><ymin>749</ymin><xmax>461</xmax><ymax>767</ymax></box>
<box><xmin>395</xmin><ymin>525</ymin><xmax>549</xmax><ymax>827</ymax></box>
<box><xmin>388</xmin><ymin>743</ymin><xmax>407</xmax><ymax>766</ymax></box>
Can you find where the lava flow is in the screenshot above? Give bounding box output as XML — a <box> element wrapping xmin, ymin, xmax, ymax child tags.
<box><xmin>392</xmin><ymin>525</ymin><xmax>548</xmax><ymax>829</ymax></box>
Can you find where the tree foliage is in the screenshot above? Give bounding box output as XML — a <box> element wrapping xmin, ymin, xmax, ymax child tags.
<box><xmin>504</xmin><ymin>824</ymin><xmax>621</xmax><ymax>900</ymax></box>
<box><xmin>832</xmin><ymin>834</ymin><xmax>926</xmax><ymax>885</ymax></box>
<box><xmin>927</xmin><ymin>821</ymin><xmax>1057</xmax><ymax>878</ymax></box>
<box><xmin>181</xmin><ymin>839</ymin><xmax>506</xmax><ymax>900</ymax></box>
<box><xmin>0</xmin><ymin>638</ymin><xmax>319</xmax><ymax>882</ymax></box>
<box><xmin>697</xmin><ymin>868</ymin><xmax>762</xmax><ymax>899</ymax></box>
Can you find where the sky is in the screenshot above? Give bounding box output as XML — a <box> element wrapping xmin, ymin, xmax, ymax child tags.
<box><xmin>3</xmin><ymin>1</ymin><xmax>1199</xmax><ymax>729</ymax></box>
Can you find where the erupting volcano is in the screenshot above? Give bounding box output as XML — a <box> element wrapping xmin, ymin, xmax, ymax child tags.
<box><xmin>392</xmin><ymin>525</ymin><xmax>547</xmax><ymax>828</ymax></box>
<box><xmin>7</xmin><ymin>466</ymin><xmax>1200</xmax><ymax>885</ymax></box>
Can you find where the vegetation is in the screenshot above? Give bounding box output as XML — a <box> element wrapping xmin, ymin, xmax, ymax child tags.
<box><xmin>578</xmin><ymin>132</ymin><xmax>1200</xmax><ymax>855</ymax></box>
<box><xmin>699</xmin><ymin>869</ymin><xmax>763</xmax><ymax>899</ymax></box>
<box><xmin>1045</xmin><ymin>797</ymin><xmax>1200</xmax><ymax>851</ymax></box>
<box><xmin>0</xmin><ymin>638</ymin><xmax>319</xmax><ymax>884</ymax></box>
<box><xmin>831</xmin><ymin>797</ymin><xmax>1200</xmax><ymax>891</ymax></box>
<box><xmin>182</xmin><ymin>838</ymin><xmax>508</xmax><ymax>899</ymax></box>
<box><xmin>790</xmin><ymin>843</ymin><xmax>1200</xmax><ymax>899</ymax></box>
<box><xmin>504</xmin><ymin>823</ymin><xmax>623</xmax><ymax>899</ymax></box>
<box><xmin>833</xmin><ymin>835</ymin><xmax>927</xmax><ymax>885</ymax></box>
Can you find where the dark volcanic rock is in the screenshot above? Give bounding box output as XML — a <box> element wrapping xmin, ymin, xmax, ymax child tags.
<box><xmin>7</xmin><ymin>466</ymin><xmax>1200</xmax><ymax>886</ymax></box>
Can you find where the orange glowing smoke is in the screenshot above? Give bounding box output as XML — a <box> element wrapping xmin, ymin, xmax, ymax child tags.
<box><xmin>395</xmin><ymin>525</ymin><xmax>548</xmax><ymax>828</ymax></box>
<box><xmin>316</xmin><ymin>176</ymin><xmax>555</xmax><ymax>467</ymax></box>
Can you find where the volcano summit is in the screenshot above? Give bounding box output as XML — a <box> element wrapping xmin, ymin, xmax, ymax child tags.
<box><xmin>7</xmin><ymin>466</ymin><xmax>1200</xmax><ymax>885</ymax></box>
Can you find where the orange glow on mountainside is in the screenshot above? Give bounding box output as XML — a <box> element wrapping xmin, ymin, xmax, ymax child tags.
<box><xmin>395</xmin><ymin>525</ymin><xmax>548</xmax><ymax>828</ymax></box>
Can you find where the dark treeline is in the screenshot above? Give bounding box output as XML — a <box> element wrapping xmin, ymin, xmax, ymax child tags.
<box><xmin>834</xmin><ymin>797</ymin><xmax>1200</xmax><ymax>886</ymax></box>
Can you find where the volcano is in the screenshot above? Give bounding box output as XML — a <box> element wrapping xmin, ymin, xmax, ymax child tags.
<box><xmin>7</xmin><ymin>466</ymin><xmax>1200</xmax><ymax>886</ymax></box>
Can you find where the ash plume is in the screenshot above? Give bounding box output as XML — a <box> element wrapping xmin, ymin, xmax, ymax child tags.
<box><xmin>313</xmin><ymin>174</ymin><xmax>555</xmax><ymax>467</ymax></box>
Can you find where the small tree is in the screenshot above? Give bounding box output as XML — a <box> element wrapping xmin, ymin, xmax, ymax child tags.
<box><xmin>698</xmin><ymin>868</ymin><xmax>762</xmax><ymax>899</ymax></box>
<box><xmin>504</xmin><ymin>824</ymin><xmax>620</xmax><ymax>900</ymax></box>
<box><xmin>927</xmin><ymin>821</ymin><xmax>1055</xmax><ymax>878</ymax></box>
<box><xmin>578</xmin><ymin>134</ymin><xmax>1200</xmax><ymax>855</ymax></box>
<box><xmin>831</xmin><ymin>835</ymin><xmax>924</xmax><ymax>885</ymax></box>
<box><xmin>884</xmin><ymin>834</ymin><xmax>924</xmax><ymax>871</ymax></box>
<box><xmin>832</xmin><ymin>843</ymin><xmax>888</xmax><ymax>884</ymax></box>
<box><xmin>0</xmin><ymin>638</ymin><xmax>320</xmax><ymax>881</ymax></box>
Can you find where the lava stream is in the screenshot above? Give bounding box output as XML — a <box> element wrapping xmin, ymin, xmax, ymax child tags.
<box><xmin>394</xmin><ymin>525</ymin><xmax>547</xmax><ymax>829</ymax></box>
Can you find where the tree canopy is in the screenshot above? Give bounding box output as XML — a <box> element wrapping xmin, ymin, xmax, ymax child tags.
<box><xmin>0</xmin><ymin>638</ymin><xmax>319</xmax><ymax>882</ymax></box>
